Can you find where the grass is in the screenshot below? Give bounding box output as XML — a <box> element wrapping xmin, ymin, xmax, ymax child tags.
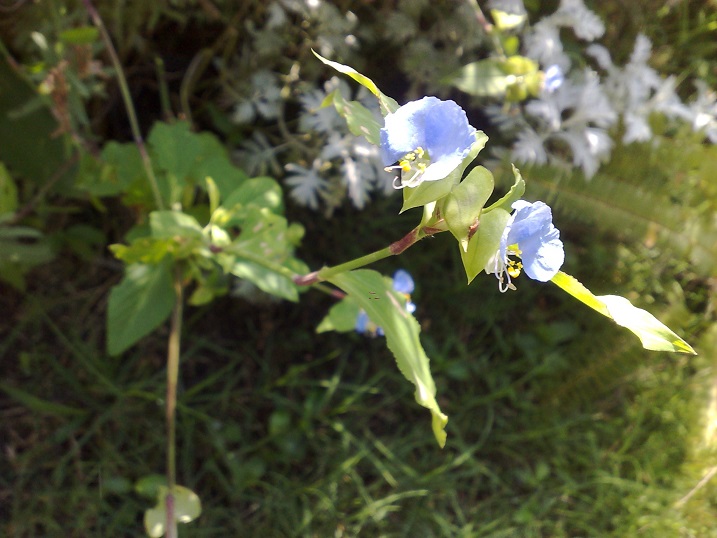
<box><xmin>2</xmin><ymin>197</ymin><xmax>716</xmax><ymax>537</ymax></box>
<box><xmin>3</xmin><ymin>2</ymin><xmax>717</xmax><ymax>535</ymax></box>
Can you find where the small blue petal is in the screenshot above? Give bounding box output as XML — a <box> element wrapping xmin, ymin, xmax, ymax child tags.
<box><xmin>355</xmin><ymin>310</ymin><xmax>369</xmax><ymax>333</ymax></box>
<box><xmin>392</xmin><ymin>269</ymin><xmax>415</xmax><ymax>294</ymax></box>
<box><xmin>406</xmin><ymin>301</ymin><xmax>417</xmax><ymax>314</ymax></box>
<box><xmin>543</xmin><ymin>65</ymin><xmax>564</xmax><ymax>93</ymax></box>
<box><xmin>501</xmin><ymin>200</ymin><xmax>564</xmax><ymax>282</ymax></box>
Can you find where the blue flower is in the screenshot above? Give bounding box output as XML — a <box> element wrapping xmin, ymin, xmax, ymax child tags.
<box><xmin>355</xmin><ymin>270</ymin><xmax>417</xmax><ymax>335</ymax></box>
<box><xmin>487</xmin><ymin>200</ymin><xmax>564</xmax><ymax>292</ymax></box>
<box><xmin>380</xmin><ymin>97</ymin><xmax>477</xmax><ymax>189</ymax></box>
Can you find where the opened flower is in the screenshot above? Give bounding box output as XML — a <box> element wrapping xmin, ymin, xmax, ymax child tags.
<box><xmin>356</xmin><ymin>270</ymin><xmax>416</xmax><ymax>336</ymax></box>
<box><xmin>380</xmin><ymin>97</ymin><xmax>476</xmax><ymax>189</ymax></box>
<box><xmin>487</xmin><ymin>200</ymin><xmax>564</xmax><ymax>292</ymax></box>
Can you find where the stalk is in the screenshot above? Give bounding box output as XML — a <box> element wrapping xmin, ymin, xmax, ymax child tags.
<box><xmin>82</xmin><ymin>0</ymin><xmax>165</xmax><ymax>210</ymax></box>
<box><xmin>164</xmin><ymin>268</ymin><xmax>184</xmax><ymax>538</ymax></box>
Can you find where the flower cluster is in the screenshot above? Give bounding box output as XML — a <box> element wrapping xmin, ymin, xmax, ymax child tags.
<box><xmin>488</xmin><ymin>0</ymin><xmax>717</xmax><ymax>178</ymax></box>
<box><xmin>356</xmin><ymin>270</ymin><xmax>416</xmax><ymax>336</ymax></box>
<box><xmin>486</xmin><ymin>200</ymin><xmax>564</xmax><ymax>292</ymax></box>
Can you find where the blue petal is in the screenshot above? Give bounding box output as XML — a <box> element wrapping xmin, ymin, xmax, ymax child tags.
<box><xmin>543</xmin><ymin>65</ymin><xmax>564</xmax><ymax>92</ymax></box>
<box><xmin>355</xmin><ymin>310</ymin><xmax>369</xmax><ymax>333</ymax></box>
<box><xmin>392</xmin><ymin>269</ymin><xmax>415</xmax><ymax>294</ymax></box>
<box><xmin>501</xmin><ymin>200</ymin><xmax>564</xmax><ymax>282</ymax></box>
<box><xmin>380</xmin><ymin>97</ymin><xmax>476</xmax><ymax>173</ymax></box>
<box><xmin>521</xmin><ymin>232</ymin><xmax>564</xmax><ymax>281</ymax></box>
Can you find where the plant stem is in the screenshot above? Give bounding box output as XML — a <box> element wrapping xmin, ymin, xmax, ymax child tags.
<box><xmin>295</xmin><ymin>223</ymin><xmax>441</xmax><ymax>286</ymax></box>
<box><xmin>165</xmin><ymin>268</ymin><xmax>184</xmax><ymax>538</ymax></box>
<box><xmin>82</xmin><ymin>0</ymin><xmax>165</xmax><ymax>210</ymax></box>
<box><xmin>467</xmin><ymin>0</ymin><xmax>506</xmax><ymax>59</ymax></box>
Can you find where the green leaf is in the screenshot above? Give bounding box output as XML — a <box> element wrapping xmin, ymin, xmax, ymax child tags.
<box><xmin>0</xmin><ymin>382</ymin><xmax>86</xmax><ymax>417</ymax></box>
<box><xmin>59</xmin><ymin>26</ymin><xmax>99</xmax><ymax>44</ymax></box>
<box><xmin>328</xmin><ymin>89</ymin><xmax>381</xmax><ymax>146</ymax></box>
<box><xmin>313</xmin><ymin>50</ymin><xmax>399</xmax><ymax>115</ymax></box>
<box><xmin>221</xmin><ymin>176</ymin><xmax>284</xmax><ymax>214</ymax></box>
<box><xmin>401</xmin><ymin>175</ymin><xmax>458</xmax><ymax>213</ymax></box>
<box><xmin>149</xmin><ymin>210</ymin><xmax>204</xmax><ymax>239</ymax></box>
<box><xmin>502</xmin><ymin>55</ymin><xmax>539</xmax><ymax>76</ymax></box>
<box><xmin>0</xmin><ymin>226</ymin><xmax>55</xmax><ymax>266</ymax></box>
<box><xmin>76</xmin><ymin>141</ymin><xmax>144</xmax><ymax>197</ymax></box>
<box><xmin>327</xmin><ymin>270</ymin><xmax>448</xmax><ymax>447</ymax></box>
<box><xmin>460</xmin><ymin>208</ymin><xmax>510</xmax><ymax>283</ymax></box>
<box><xmin>110</xmin><ymin>237</ymin><xmax>178</xmax><ymax>265</ymax></box>
<box><xmin>231</xmin><ymin>260</ymin><xmax>299</xmax><ymax>302</ymax></box>
<box><xmin>445</xmin><ymin>58</ymin><xmax>511</xmax><ymax>98</ymax></box>
<box><xmin>551</xmin><ymin>271</ymin><xmax>696</xmax><ymax>354</ymax></box>
<box><xmin>484</xmin><ymin>164</ymin><xmax>526</xmax><ymax>212</ymax></box>
<box><xmin>401</xmin><ymin>132</ymin><xmax>488</xmax><ymax>212</ymax></box>
<box><xmin>148</xmin><ymin>121</ymin><xmax>202</xmax><ymax>205</ymax></box>
<box><xmin>444</xmin><ymin>166</ymin><xmax>495</xmax><ymax>251</ymax></box>
<box><xmin>135</xmin><ymin>475</ymin><xmax>167</xmax><ymax>499</ymax></box>
<box><xmin>149</xmin><ymin>121</ymin><xmax>201</xmax><ymax>180</ymax></box>
<box><xmin>193</xmin><ymin>154</ymin><xmax>247</xmax><ymax>201</ymax></box>
<box><xmin>0</xmin><ymin>162</ymin><xmax>18</xmax><ymax>215</ymax></box>
<box><xmin>0</xmin><ymin>60</ymin><xmax>67</xmax><ymax>187</ymax></box>
<box><xmin>550</xmin><ymin>271</ymin><xmax>610</xmax><ymax>317</ymax></box>
<box><xmin>144</xmin><ymin>485</ymin><xmax>202</xmax><ymax>538</ymax></box>
<box><xmin>222</xmin><ymin>205</ymin><xmax>307</xmax><ymax>302</ymax></box>
<box><xmin>316</xmin><ymin>297</ymin><xmax>361</xmax><ymax>333</ymax></box>
<box><xmin>107</xmin><ymin>260</ymin><xmax>176</xmax><ymax>356</ymax></box>
<box><xmin>205</xmin><ymin>176</ymin><xmax>221</xmax><ymax>216</ymax></box>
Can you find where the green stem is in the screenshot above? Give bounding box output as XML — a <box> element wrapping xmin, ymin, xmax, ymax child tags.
<box><xmin>467</xmin><ymin>0</ymin><xmax>506</xmax><ymax>59</ymax></box>
<box><xmin>316</xmin><ymin>245</ymin><xmax>395</xmax><ymax>281</ymax></box>
<box><xmin>295</xmin><ymin>224</ymin><xmax>440</xmax><ymax>286</ymax></box>
<box><xmin>165</xmin><ymin>268</ymin><xmax>183</xmax><ymax>538</ymax></box>
<box><xmin>82</xmin><ymin>0</ymin><xmax>165</xmax><ymax>210</ymax></box>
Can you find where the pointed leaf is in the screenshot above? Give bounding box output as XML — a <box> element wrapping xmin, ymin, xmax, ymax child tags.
<box><xmin>205</xmin><ymin>176</ymin><xmax>221</xmax><ymax>215</ymax></box>
<box><xmin>445</xmin><ymin>58</ymin><xmax>511</xmax><ymax>98</ymax></box>
<box><xmin>150</xmin><ymin>211</ymin><xmax>203</xmax><ymax>239</ymax></box>
<box><xmin>312</xmin><ymin>50</ymin><xmax>399</xmax><ymax>115</ymax></box>
<box><xmin>327</xmin><ymin>270</ymin><xmax>448</xmax><ymax>447</ymax></box>
<box><xmin>550</xmin><ymin>271</ymin><xmax>610</xmax><ymax>317</ymax></box>
<box><xmin>551</xmin><ymin>271</ymin><xmax>695</xmax><ymax>354</ymax></box>
<box><xmin>460</xmin><ymin>208</ymin><xmax>510</xmax><ymax>283</ymax></box>
<box><xmin>107</xmin><ymin>260</ymin><xmax>175</xmax><ymax>356</ymax></box>
<box><xmin>485</xmin><ymin>164</ymin><xmax>526</xmax><ymax>212</ymax></box>
<box><xmin>597</xmin><ymin>295</ymin><xmax>696</xmax><ymax>354</ymax></box>
<box><xmin>444</xmin><ymin>166</ymin><xmax>495</xmax><ymax>250</ymax></box>
<box><xmin>316</xmin><ymin>297</ymin><xmax>361</xmax><ymax>333</ymax></box>
<box><xmin>231</xmin><ymin>260</ymin><xmax>299</xmax><ymax>302</ymax></box>
<box><xmin>329</xmin><ymin>90</ymin><xmax>381</xmax><ymax>145</ymax></box>
<box><xmin>222</xmin><ymin>177</ymin><xmax>284</xmax><ymax>214</ymax></box>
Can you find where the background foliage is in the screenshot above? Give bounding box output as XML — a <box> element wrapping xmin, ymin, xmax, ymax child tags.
<box><xmin>2</xmin><ymin>0</ymin><xmax>717</xmax><ymax>536</ymax></box>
